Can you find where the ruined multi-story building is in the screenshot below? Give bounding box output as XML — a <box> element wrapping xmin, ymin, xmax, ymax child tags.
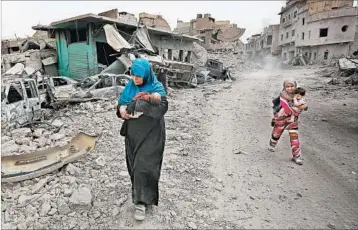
<box><xmin>139</xmin><ymin>12</ymin><xmax>171</xmax><ymax>31</ymax></box>
<box><xmin>278</xmin><ymin>0</ymin><xmax>358</xmax><ymax>63</ymax></box>
<box><xmin>244</xmin><ymin>24</ymin><xmax>281</xmax><ymax>59</ymax></box>
<box><xmin>174</xmin><ymin>13</ymin><xmax>246</xmax><ymax>51</ymax></box>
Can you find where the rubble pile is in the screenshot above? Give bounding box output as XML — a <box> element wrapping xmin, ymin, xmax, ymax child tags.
<box><xmin>2</xmin><ymin>48</ymin><xmax>57</xmax><ymax>76</ymax></box>
<box><xmin>1</xmin><ymin>88</ymin><xmax>235</xmax><ymax>229</ymax></box>
<box><xmin>316</xmin><ymin>57</ymin><xmax>358</xmax><ymax>86</ymax></box>
<box><xmin>207</xmin><ymin>50</ymin><xmax>262</xmax><ymax>75</ymax></box>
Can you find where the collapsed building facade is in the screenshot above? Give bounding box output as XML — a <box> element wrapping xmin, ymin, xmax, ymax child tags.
<box><xmin>139</xmin><ymin>12</ymin><xmax>171</xmax><ymax>31</ymax></box>
<box><xmin>1</xmin><ymin>31</ymin><xmax>57</xmax><ymax>76</ymax></box>
<box><xmin>31</xmin><ymin>9</ymin><xmax>200</xmax><ymax>80</ymax></box>
<box><xmin>245</xmin><ymin>24</ymin><xmax>281</xmax><ymax>59</ymax></box>
<box><xmin>174</xmin><ymin>13</ymin><xmax>246</xmax><ymax>52</ymax></box>
<box><xmin>278</xmin><ymin>0</ymin><xmax>358</xmax><ymax>64</ymax></box>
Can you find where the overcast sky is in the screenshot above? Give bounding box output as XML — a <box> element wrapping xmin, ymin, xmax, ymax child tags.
<box><xmin>1</xmin><ymin>1</ymin><xmax>286</xmax><ymax>42</ymax></box>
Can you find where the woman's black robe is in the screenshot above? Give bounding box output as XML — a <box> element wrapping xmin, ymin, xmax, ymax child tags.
<box><xmin>120</xmin><ymin>97</ymin><xmax>168</xmax><ymax>206</ymax></box>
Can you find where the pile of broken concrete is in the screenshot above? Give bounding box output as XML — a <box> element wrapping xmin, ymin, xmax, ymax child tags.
<box><xmin>316</xmin><ymin>57</ymin><xmax>358</xmax><ymax>86</ymax></box>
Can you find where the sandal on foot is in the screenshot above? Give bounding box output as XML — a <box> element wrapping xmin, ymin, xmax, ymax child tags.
<box><xmin>268</xmin><ymin>146</ymin><xmax>275</xmax><ymax>152</ymax></box>
<box><xmin>134</xmin><ymin>204</ymin><xmax>146</xmax><ymax>221</ymax></box>
<box><xmin>292</xmin><ymin>155</ymin><xmax>303</xmax><ymax>165</ymax></box>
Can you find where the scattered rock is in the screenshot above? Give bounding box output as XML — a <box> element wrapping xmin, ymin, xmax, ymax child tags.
<box><xmin>15</xmin><ymin>137</ymin><xmax>31</xmax><ymax>146</ymax></box>
<box><xmin>48</xmin><ymin>208</ymin><xmax>57</xmax><ymax>216</ymax></box>
<box><xmin>2</xmin><ymin>223</ymin><xmax>17</xmax><ymax>230</ymax></box>
<box><xmin>52</xmin><ymin>119</ymin><xmax>64</xmax><ymax>128</ymax></box>
<box><xmin>296</xmin><ymin>192</ymin><xmax>302</xmax><ymax>197</ymax></box>
<box><xmin>57</xmin><ymin>199</ymin><xmax>71</xmax><ymax>215</ymax></box>
<box><xmin>66</xmin><ymin>163</ymin><xmax>81</xmax><ymax>176</ymax></box>
<box><xmin>51</xmin><ymin>133</ymin><xmax>65</xmax><ymax>141</ymax></box>
<box><xmin>1</xmin><ymin>135</ymin><xmax>11</xmax><ymax>144</ymax></box>
<box><xmin>95</xmin><ymin>156</ymin><xmax>106</xmax><ymax>167</ymax></box>
<box><xmin>32</xmin><ymin>177</ymin><xmax>49</xmax><ymax>194</ymax></box>
<box><xmin>33</xmin><ymin>128</ymin><xmax>45</xmax><ymax>138</ymax></box>
<box><xmin>63</xmin><ymin>189</ymin><xmax>73</xmax><ymax>197</ymax></box>
<box><xmin>39</xmin><ymin>202</ymin><xmax>52</xmax><ymax>217</ymax></box>
<box><xmin>327</xmin><ymin>223</ymin><xmax>336</xmax><ymax>229</ymax></box>
<box><xmin>119</xmin><ymin>171</ymin><xmax>128</xmax><ymax>177</ymax></box>
<box><xmin>11</xmin><ymin>128</ymin><xmax>32</xmax><ymax>137</ymax></box>
<box><xmin>1</xmin><ymin>142</ymin><xmax>19</xmax><ymax>155</ymax></box>
<box><xmin>69</xmin><ymin>186</ymin><xmax>92</xmax><ymax>206</ymax></box>
<box><xmin>112</xmin><ymin>207</ymin><xmax>120</xmax><ymax>217</ymax></box>
<box><xmin>188</xmin><ymin>222</ymin><xmax>198</xmax><ymax>229</ymax></box>
<box><xmin>233</xmin><ymin>149</ymin><xmax>246</xmax><ymax>155</ymax></box>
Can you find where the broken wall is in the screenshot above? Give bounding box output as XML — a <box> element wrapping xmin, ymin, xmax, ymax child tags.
<box><xmin>139</xmin><ymin>12</ymin><xmax>171</xmax><ymax>31</ymax></box>
<box><xmin>301</xmin><ymin>43</ymin><xmax>350</xmax><ymax>64</ymax></box>
<box><xmin>271</xmin><ymin>25</ymin><xmax>281</xmax><ymax>55</ymax></box>
<box><xmin>1</xmin><ymin>49</ymin><xmax>57</xmax><ymax>74</ymax></box>
<box><xmin>308</xmin><ymin>0</ymin><xmax>354</xmax><ymax>15</ymax></box>
<box><xmin>149</xmin><ymin>34</ymin><xmax>194</xmax><ymax>61</ymax></box>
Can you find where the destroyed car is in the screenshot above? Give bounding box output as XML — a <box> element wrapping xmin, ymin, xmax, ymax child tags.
<box><xmin>205</xmin><ymin>59</ymin><xmax>234</xmax><ymax>81</ymax></box>
<box><xmin>159</xmin><ymin>60</ymin><xmax>197</xmax><ymax>88</ymax></box>
<box><xmin>1</xmin><ymin>78</ymin><xmax>41</xmax><ymax>128</ymax></box>
<box><xmin>37</xmin><ymin>76</ymin><xmax>79</xmax><ymax>107</ymax></box>
<box><xmin>73</xmin><ymin>73</ymin><xmax>131</xmax><ymax>98</ymax></box>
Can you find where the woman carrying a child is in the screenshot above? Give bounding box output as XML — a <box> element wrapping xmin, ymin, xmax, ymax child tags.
<box><xmin>117</xmin><ymin>58</ymin><xmax>168</xmax><ymax>221</ymax></box>
<box><xmin>269</xmin><ymin>79</ymin><xmax>307</xmax><ymax>165</ymax></box>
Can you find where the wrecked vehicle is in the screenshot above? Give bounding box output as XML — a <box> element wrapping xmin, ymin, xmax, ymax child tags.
<box><xmin>205</xmin><ymin>59</ymin><xmax>234</xmax><ymax>81</ymax></box>
<box><xmin>157</xmin><ymin>60</ymin><xmax>197</xmax><ymax>88</ymax></box>
<box><xmin>1</xmin><ymin>77</ymin><xmax>41</xmax><ymax>128</ymax></box>
<box><xmin>74</xmin><ymin>73</ymin><xmax>131</xmax><ymax>98</ymax></box>
<box><xmin>1</xmin><ymin>78</ymin><xmax>41</xmax><ymax>127</ymax></box>
<box><xmin>1</xmin><ymin>132</ymin><xmax>98</xmax><ymax>183</ymax></box>
<box><xmin>37</xmin><ymin>76</ymin><xmax>79</xmax><ymax>107</ymax></box>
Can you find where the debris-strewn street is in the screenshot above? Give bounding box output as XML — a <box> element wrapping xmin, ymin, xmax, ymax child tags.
<box><xmin>2</xmin><ymin>65</ymin><xmax>358</xmax><ymax>229</ymax></box>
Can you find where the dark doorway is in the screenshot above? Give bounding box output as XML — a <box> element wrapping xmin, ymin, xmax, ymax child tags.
<box><xmin>96</xmin><ymin>42</ymin><xmax>117</xmax><ymax>66</ymax></box>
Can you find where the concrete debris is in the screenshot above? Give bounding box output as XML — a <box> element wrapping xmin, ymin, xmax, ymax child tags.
<box><xmin>69</xmin><ymin>186</ymin><xmax>92</xmax><ymax>206</ymax></box>
<box><xmin>316</xmin><ymin>57</ymin><xmax>358</xmax><ymax>86</ymax></box>
<box><xmin>5</xmin><ymin>63</ymin><xmax>25</xmax><ymax>75</ymax></box>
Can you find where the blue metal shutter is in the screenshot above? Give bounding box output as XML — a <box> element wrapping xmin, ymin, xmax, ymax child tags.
<box><xmin>68</xmin><ymin>42</ymin><xmax>89</xmax><ymax>80</ymax></box>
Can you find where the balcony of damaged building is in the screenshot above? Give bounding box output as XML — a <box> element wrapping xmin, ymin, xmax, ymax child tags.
<box><xmin>29</xmin><ymin>9</ymin><xmax>205</xmax><ymax>95</ymax></box>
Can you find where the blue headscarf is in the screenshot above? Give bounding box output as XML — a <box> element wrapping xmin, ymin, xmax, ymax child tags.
<box><xmin>118</xmin><ymin>58</ymin><xmax>166</xmax><ymax>105</ymax></box>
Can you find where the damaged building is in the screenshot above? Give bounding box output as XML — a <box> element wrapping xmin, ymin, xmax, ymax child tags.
<box><xmin>278</xmin><ymin>0</ymin><xmax>358</xmax><ymax>63</ymax></box>
<box><xmin>1</xmin><ymin>33</ymin><xmax>57</xmax><ymax>76</ymax></box>
<box><xmin>32</xmin><ymin>9</ymin><xmax>200</xmax><ymax>80</ymax></box>
<box><xmin>245</xmin><ymin>24</ymin><xmax>281</xmax><ymax>59</ymax></box>
<box><xmin>174</xmin><ymin>13</ymin><xmax>246</xmax><ymax>51</ymax></box>
<box><xmin>139</xmin><ymin>12</ymin><xmax>172</xmax><ymax>31</ymax></box>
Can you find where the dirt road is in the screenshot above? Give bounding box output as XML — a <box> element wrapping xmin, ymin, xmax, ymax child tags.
<box><xmin>2</xmin><ymin>67</ymin><xmax>358</xmax><ymax>229</ymax></box>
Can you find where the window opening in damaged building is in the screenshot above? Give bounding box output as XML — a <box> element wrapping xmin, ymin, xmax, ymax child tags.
<box><xmin>69</xmin><ymin>28</ymin><xmax>87</xmax><ymax>43</ymax></box>
<box><xmin>96</xmin><ymin>42</ymin><xmax>117</xmax><ymax>66</ymax></box>
<box><xmin>320</xmin><ymin>28</ymin><xmax>328</xmax><ymax>37</ymax></box>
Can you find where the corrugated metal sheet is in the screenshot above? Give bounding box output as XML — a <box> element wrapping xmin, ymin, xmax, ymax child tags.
<box><xmin>103</xmin><ymin>24</ymin><xmax>132</xmax><ymax>51</ymax></box>
<box><xmin>68</xmin><ymin>42</ymin><xmax>89</xmax><ymax>79</ymax></box>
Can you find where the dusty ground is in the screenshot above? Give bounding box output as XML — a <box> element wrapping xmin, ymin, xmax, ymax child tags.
<box><xmin>2</xmin><ymin>66</ymin><xmax>358</xmax><ymax>229</ymax></box>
